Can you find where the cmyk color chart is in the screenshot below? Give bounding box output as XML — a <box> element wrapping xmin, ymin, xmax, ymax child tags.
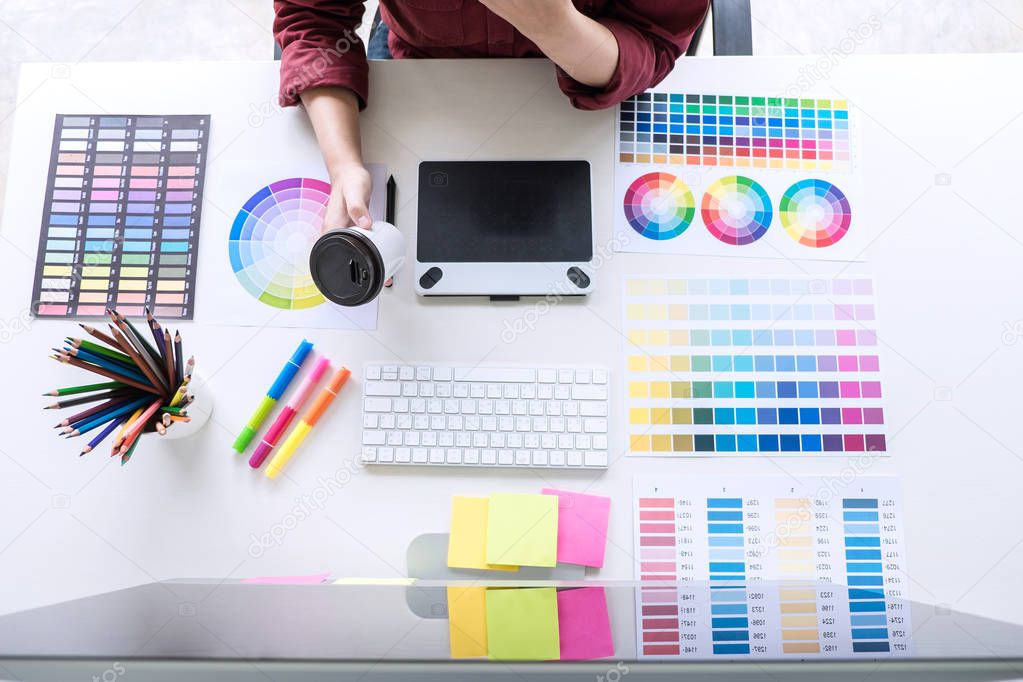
<box><xmin>633</xmin><ymin>476</ymin><xmax>912</xmax><ymax>660</ymax></box>
<box><xmin>613</xmin><ymin>81</ymin><xmax>863</xmax><ymax>260</ymax></box>
<box><xmin>624</xmin><ymin>276</ymin><xmax>887</xmax><ymax>456</ymax></box>
<box><xmin>30</xmin><ymin>114</ymin><xmax>210</xmax><ymax>319</ymax></box>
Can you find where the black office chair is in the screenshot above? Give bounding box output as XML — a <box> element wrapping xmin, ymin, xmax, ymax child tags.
<box><xmin>274</xmin><ymin>0</ymin><xmax>752</xmax><ymax>60</ymax></box>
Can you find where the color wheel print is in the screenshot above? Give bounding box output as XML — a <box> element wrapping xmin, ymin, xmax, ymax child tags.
<box><xmin>780</xmin><ymin>179</ymin><xmax>852</xmax><ymax>247</ymax></box>
<box><xmin>700</xmin><ymin>175</ymin><xmax>773</xmax><ymax>245</ymax></box>
<box><xmin>228</xmin><ymin>178</ymin><xmax>330</xmax><ymax>309</ymax></box>
<box><xmin>623</xmin><ymin>172</ymin><xmax>695</xmax><ymax>240</ymax></box>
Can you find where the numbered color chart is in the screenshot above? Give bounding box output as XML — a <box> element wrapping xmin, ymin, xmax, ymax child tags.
<box><xmin>624</xmin><ymin>275</ymin><xmax>888</xmax><ymax>456</ymax></box>
<box><xmin>30</xmin><ymin>114</ymin><xmax>210</xmax><ymax>319</ymax></box>
<box><xmin>634</xmin><ymin>476</ymin><xmax>912</xmax><ymax>660</ymax></box>
<box><xmin>618</xmin><ymin>93</ymin><xmax>851</xmax><ymax>172</ymax></box>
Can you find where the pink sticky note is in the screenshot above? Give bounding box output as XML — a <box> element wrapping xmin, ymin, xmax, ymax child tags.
<box><xmin>241</xmin><ymin>572</ymin><xmax>330</xmax><ymax>585</ymax></box>
<box><xmin>542</xmin><ymin>488</ymin><xmax>611</xmax><ymax>567</ymax></box>
<box><xmin>557</xmin><ymin>587</ymin><xmax>614</xmax><ymax>660</ymax></box>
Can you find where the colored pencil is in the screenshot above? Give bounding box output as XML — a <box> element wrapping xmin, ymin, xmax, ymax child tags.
<box><xmin>164</xmin><ymin>329</ymin><xmax>175</xmax><ymax>390</ymax></box>
<box><xmin>108</xmin><ymin>324</ymin><xmax>169</xmax><ymax>395</ymax></box>
<box><xmin>78</xmin><ymin>323</ymin><xmax>121</xmax><ymax>350</ymax></box>
<box><xmin>55</xmin><ymin>354</ymin><xmax>163</xmax><ymax>395</ymax></box>
<box><xmin>44</xmin><ymin>380</ymin><xmax>127</xmax><ymax>397</ymax></box>
<box><xmin>184</xmin><ymin>355</ymin><xmax>194</xmax><ymax>379</ymax></box>
<box><xmin>64</xmin><ymin>396</ymin><xmax>152</xmax><ymax>437</ymax></box>
<box><xmin>146</xmin><ymin>308</ymin><xmax>167</xmax><ymax>359</ymax></box>
<box><xmin>266</xmin><ymin>366</ymin><xmax>351</xmax><ymax>479</ymax></box>
<box><xmin>44</xmin><ymin>388</ymin><xmax>133</xmax><ymax>410</ymax></box>
<box><xmin>81</xmin><ymin>416</ymin><xmax>126</xmax><ymax>456</ymax></box>
<box><xmin>250</xmin><ymin>356</ymin><xmax>331</xmax><ymax>469</ymax></box>
<box><xmin>232</xmin><ymin>339</ymin><xmax>314</xmax><ymax>453</ymax></box>
<box><xmin>169</xmin><ymin>377</ymin><xmax>190</xmax><ymax>407</ymax></box>
<box><xmin>160</xmin><ymin>405</ymin><xmax>188</xmax><ymax>415</ymax></box>
<box><xmin>56</xmin><ymin>394</ymin><xmax>134</xmax><ymax>428</ymax></box>
<box><xmin>110</xmin><ymin>313</ymin><xmax>164</xmax><ymax>381</ymax></box>
<box><xmin>120</xmin><ymin>434</ymin><xmax>141</xmax><ymax>466</ymax></box>
<box><xmin>174</xmin><ymin>331</ymin><xmax>183</xmax><ymax>383</ymax></box>
<box><xmin>59</xmin><ymin>347</ymin><xmax>149</xmax><ymax>382</ymax></box>
<box><xmin>112</xmin><ymin>309</ymin><xmax>161</xmax><ymax>365</ymax></box>
<box><xmin>66</xmin><ymin>338</ymin><xmax>133</xmax><ymax>364</ymax></box>
<box><xmin>115</xmin><ymin>398</ymin><xmax>163</xmax><ymax>455</ymax></box>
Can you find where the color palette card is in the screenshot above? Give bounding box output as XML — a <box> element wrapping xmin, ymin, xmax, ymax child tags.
<box><xmin>614</xmin><ymin>72</ymin><xmax>865</xmax><ymax>260</ymax></box>
<box><xmin>31</xmin><ymin>114</ymin><xmax>210</xmax><ymax>319</ymax></box>
<box><xmin>624</xmin><ymin>275</ymin><xmax>887</xmax><ymax>457</ymax></box>
<box><xmin>197</xmin><ymin>162</ymin><xmax>387</xmax><ymax>329</ymax></box>
<box><xmin>634</xmin><ymin>476</ymin><xmax>913</xmax><ymax>660</ymax></box>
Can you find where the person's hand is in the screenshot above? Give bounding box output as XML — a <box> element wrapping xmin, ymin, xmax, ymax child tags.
<box><xmin>477</xmin><ymin>0</ymin><xmax>576</xmax><ymax>38</ymax></box>
<box><xmin>324</xmin><ymin>161</ymin><xmax>373</xmax><ymax>231</ymax></box>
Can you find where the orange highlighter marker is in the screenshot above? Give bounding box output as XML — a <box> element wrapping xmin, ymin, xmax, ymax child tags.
<box><xmin>265</xmin><ymin>367</ymin><xmax>351</xmax><ymax>479</ymax></box>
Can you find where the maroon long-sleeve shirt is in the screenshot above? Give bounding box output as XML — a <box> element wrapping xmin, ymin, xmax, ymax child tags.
<box><xmin>274</xmin><ymin>0</ymin><xmax>709</xmax><ymax>111</ymax></box>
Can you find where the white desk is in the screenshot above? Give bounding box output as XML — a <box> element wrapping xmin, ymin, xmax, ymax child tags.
<box><xmin>1</xmin><ymin>56</ymin><xmax>1021</xmax><ymax>634</ymax></box>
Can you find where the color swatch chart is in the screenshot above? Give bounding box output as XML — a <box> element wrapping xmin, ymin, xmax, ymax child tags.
<box><xmin>30</xmin><ymin>114</ymin><xmax>210</xmax><ymax>319</ymax></box>
<box><xmin>634</xmin><ymin>476</ymin><xmax>912</xmax><ymax>660</ymax></box>
<box><xmin>618</xmin><ymin>93</ymin><xmax>851</xmax><ymax>172</ymax></box>
<box><xmin>624</xmin><ymin>276</ymin><xmax>887</xmax><ymax>456</ymax></box>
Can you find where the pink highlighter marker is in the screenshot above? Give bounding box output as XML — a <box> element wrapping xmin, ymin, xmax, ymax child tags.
<box><xmin>249</xmin><ymin>356</ymin><xmax>331</xmax><ymax>468</ymax></box>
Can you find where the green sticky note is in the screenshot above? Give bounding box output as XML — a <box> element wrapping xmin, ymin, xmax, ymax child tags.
<box><xmin>486</xmin><ymin>494</ymin><xmax>558</xmax><ymax>567</ymax></box>
<box><xmin>486</xmin><ymin>588</ymin><xmax>560</xmax><ymax>660</ymax></box>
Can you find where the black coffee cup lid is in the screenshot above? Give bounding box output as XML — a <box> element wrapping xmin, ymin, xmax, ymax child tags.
<box><xmin>309</xmin><ymin>229</ymin><xmax>384</xmax><ymax>307</ymax></box>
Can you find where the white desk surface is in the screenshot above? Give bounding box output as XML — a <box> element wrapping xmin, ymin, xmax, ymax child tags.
<box><xmin>1</xmin><ymin>55</ymin><xmax>1021</xmax><ymax>630</ymax></box>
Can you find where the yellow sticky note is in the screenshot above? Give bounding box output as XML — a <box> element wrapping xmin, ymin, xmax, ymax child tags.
<box><xmin>485</xmin><ymin>587</ymin><xmax>560</xmax><ymax>660</ymax></box>
<box><xmin>448</xmin><ymin>496</ymin><xmax>518</xmax><ymax>571</ymax></box>
<box><xmin>485</xmin><ymin>494</ymin><xmax>558</xmax><ymax>567</ymax></box>
<box><xmin>448</xmin><ymin>587</ymin><xmax>488</xmax><ymax>658</ymax></box>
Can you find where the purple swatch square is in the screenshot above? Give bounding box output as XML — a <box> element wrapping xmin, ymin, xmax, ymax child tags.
<box><xmin>859</xmin><ymin>355</ymin><xmax>880</xmax><ymax>372</ymax></box>
<box><xmin>861</xmin><ymin>381</ymin><xmax>882</xmax><ymax>398</ymax></box>
<box><xmin>835</xmin><ymin>304</ymin><xmax>854</xmax><ymax>321</ymax></box>
<box><xmin>853</xmin><ymin>279</ymin><xmax>873</xmax><ymax>295</ymax></box>
<box><xmin>863</xmin><ymin>408</ymin><xmax>885</xmax><ymax>425</ymax></box>
<box><xmin>823</xmin><ymin>434</ymin><xmax>844</xmax><ymax>451</ymax></box>
<box><xmin>858</xmin><ymin>330</ymin><xmax>878</xmax><ymax>345</ymax></box>
<box><xmin>816</xmin><ymin>330</ymin><xmax>835</xmax><ymax>346</ymax></box>
<box><xmin>820</xmin><ymin>382</ymin><xmax>839</xmax><ymax>398</ymax></box>
<box><xmin>820</xmin><ymin>408</ymin><xmax>842</xmax><ymax>424</ymax></box>
<box><xmin>817</xmin><ymin>355</ymin><xmax>837</xmax><ymax>371</ymax></box>
<box><xmin>832</xmin><ymin>279</ymin><xmax>853</xmax><ymax>295</ymax></box>
<box><xmin>856</xmin><ymin>304</ymin><xmax>875</xmax><ymax>320</ymax></box>
<box><xmin>865</xmin><ymin>434</ymin><xmax>886</xmax><ymax>452</ymax></box>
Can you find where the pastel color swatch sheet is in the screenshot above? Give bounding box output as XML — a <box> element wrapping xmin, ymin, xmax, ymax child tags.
<box><xmin>448</xmin><ymin>587</ymin><xmax>488</xmax><ymax>658</ymax></box>
<box><xmin>485</xmin><ymin>587</ymin><xmax>560</xmax><ymax>661</ymax></box>
<box><xmin>557</xmin><ymin>588</ymin><xmax>615</xmax><ymax>660</ymax></box>
<box><xmin>541</xmin><ymin>488</ymin><xmax>611</xmax><ymax>567</ymax></box>
<box><xmin>485</xmin><ymin>494</ymin><xmax>558</xmax><ymax>567</ymax></box>
<box><xmin>624</xmin><ymin>275</ymin><xmax>888</xmax><ymax>456</ymax></box>
<box><xmin>31</xmin><ymin>114</ymin><xmax>210</xmax><ymax>319</ymax></box>
<box><xmin>447</xmin><ymin>496</ymin><xmax>517</xmax><ymax>571</ymax></box>
<box><xmin>633</xmin><ymin>476</ymin><xmax>912</xmax><ymax>660</ymax></box>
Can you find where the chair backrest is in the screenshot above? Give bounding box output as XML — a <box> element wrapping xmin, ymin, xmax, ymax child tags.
<box><xmin>687</xmin><ymin>0</ymin><xmax>753</xmax><ymax>57</ymax></box>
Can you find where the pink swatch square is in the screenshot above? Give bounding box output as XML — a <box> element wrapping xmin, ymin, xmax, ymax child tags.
<box><xmin>863</xmin><ymin>408</ymin><xmax>885</xmax><ymax>425</ymax></box>
<box><xmin>836</xmin><ymin>330</ymin><xmax>856</xmax><ymax>346</ymax></box>
<box><xmin>841</xmin><ymin>407</ymin><xmax>863</xmax><ymax>424</ymax></box>
<box><xmin>861</xmin><ymin>381</ymin><xmax>883</xmax><ymax>398</ymax></box>
<box><xmin>557</xmin><ymin>587</ymin><xmax>614</xmax><ymax>660</ymax></box>
<box><xmin>542</xmin><ymin>488</ymin><xmax>611</xmax><ymax>567</ymax></box>
<box><xmin>839</xmin><ymin>381</ymin><xmax>861</xmax><ymax>398</ymax></box>
<box><xmin>858</xmin><ymin>330</ymin><xmax>878</xmax><ymax>345</ymax></box>
<box><xmin>838</xmin><ymin>355</ymin><xmax>858</xmax><ymax>371</ymax></box>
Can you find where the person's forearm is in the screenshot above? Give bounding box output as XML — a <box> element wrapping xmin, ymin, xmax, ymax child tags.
<box><xmin>512</xmin><ymin>5</ymin><xmax>620</xmax><ymax>88</ymax></box>
<box><xmin>300</xmin><ymin>86</ymin><xmax>364</xmax><ymax>181</ymax></box>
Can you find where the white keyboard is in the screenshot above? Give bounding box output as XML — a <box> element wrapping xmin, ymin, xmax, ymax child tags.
<box><xmin>360</xmin><ymin>364</ymin><xmax>610</xmax><ymax>469</ymax></box>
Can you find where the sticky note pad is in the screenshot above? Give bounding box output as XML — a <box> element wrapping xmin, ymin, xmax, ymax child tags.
<box><xmin>557</xmin><ymin>587</ymin><xmax>614</xmax><ymax>660</ymax></box>
<box><xmin>447</xmin><ymin>496</ymin><xmax>518</xmax><ymax>571</ymax></box>
<box><xmin>542</xmin><ymin>488</ymin><xmax>611</xmax><ymax>567</ymax></box>
<box><xmin>448</xmin><ymin>587</ymin><xmax>488</xmax><ymax>658</ymax></box>
<box><xmin>486</xmin><ymin>587</ymin><xmax>560</xmax><ymax>660</ymax></box>
<box><xmin>485</xmin><ymin>493</ymin><xmax>558</xmax><ymax>567</ymax></box>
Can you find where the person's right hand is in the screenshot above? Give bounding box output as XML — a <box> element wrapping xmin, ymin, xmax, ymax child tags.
<box><xmin>324</xmin><ymin>161</ymin><xmax>373</xmax><ymax>231</ymax></box>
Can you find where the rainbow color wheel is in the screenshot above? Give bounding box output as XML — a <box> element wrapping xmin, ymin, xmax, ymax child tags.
<box><xmin>229</xmin><ymin>178</ymin><xmax>330</xmax><ymax>310</ymax></box>
<box><xmin>623</xmin><ymin>172</ymin><xmax>695</xmax><ymax>240</ymax></box>
<box><xmin>780</xmin><ymin>179</ymin><xmax>852</xmax><ymax>247</ymax></box>
<box><xmin>700</xmin><ymin>176</ymin><xmax>773</xmax><ymax>245</ymax></box>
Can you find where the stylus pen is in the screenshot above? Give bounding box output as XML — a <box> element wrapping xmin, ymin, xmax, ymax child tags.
<box><xmin>232</xmin><ymin>339</ymin><xmax>314</xmax><ymax>453</ymax></box>
<box><xmin>265</xmin><ymin>367</ymin><xmax>351</xmax><ymax>479</ymax></box>
<box><xmin>249</xmin><ymin>356</ymin><xmax>331</xmax><ymax>469</ymax></box>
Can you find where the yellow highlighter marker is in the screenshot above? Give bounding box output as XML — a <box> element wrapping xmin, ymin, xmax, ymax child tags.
<box><xmin>265</xmin><ymin>366</ymin><xmax>351</xmax><ymax>479</ymax></box>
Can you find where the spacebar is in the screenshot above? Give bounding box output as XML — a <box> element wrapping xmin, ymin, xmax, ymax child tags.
<box><xmin>453</xmin><ymin>367</ymin><xmax>537</xmax><ymax>383</ymax></box>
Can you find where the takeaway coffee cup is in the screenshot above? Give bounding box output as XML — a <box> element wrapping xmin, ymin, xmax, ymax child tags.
<box><xmin>309</xmin><ymin>221</ymin><xmax>406</xmax><ymax>306</ymax></box>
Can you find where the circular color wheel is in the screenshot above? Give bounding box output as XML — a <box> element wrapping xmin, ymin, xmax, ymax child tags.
<box><xmin>779</xmin><ymin>179</ymin><xmax>852</xmax><ymax>248</ymax></box>
<box><xmin>700</xmin><ymin>175</ymin><xmax>773</xmax><ymax>246</ymax></box>
<box><xmin>623</xmin><ymin>172</ymin><xmax>695</xmax><ymax>240</ymax></box>
<box><xmin>228</xmin><ymin>178</ymin><xmax>331</xmax><ymax>310</ymax></box>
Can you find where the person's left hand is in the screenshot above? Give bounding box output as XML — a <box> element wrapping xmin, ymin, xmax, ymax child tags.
<box><xmin>477</xmin><ymin>0</ymin><xmax>576</xmax><ymax>37</ymax></box>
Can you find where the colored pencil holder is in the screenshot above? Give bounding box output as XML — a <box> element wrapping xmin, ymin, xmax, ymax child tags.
<box><xmin>160</xmin><ymin>374</ymin><xmax>213</xmax><ymax>440</ymax></box>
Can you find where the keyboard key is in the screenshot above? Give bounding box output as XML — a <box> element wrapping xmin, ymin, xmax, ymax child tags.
<box><xmin>567</xmin><ymin>451</ymin><xmax>583</xmax><ymax>466</ymax></box>
<box><xmin>585</xmin><ymin>451</ymin><xmax>609</xmax><ymax>467</ymax></box>
<box><xmin>364</xmin><ymin>398</ymin><xmax>392</xmax><ymax>412</ymax></box>
<box><xmin>580</xmin><ymin>402</ymin><xmax>607</xmax><ymax>417</ymax></box>
<box><xmin>592</xmin><ymin>369</ymin><xmax>608</xmax><ymax>384</ymax></box>
<box><xmin>584</xmin><ymin>418</ymin><xmax>608</xmax><ymax>433</ymax></box>
<box><xmin>399</xmin><ymin>366</ymin><xmax>414</xmax><ymax>380</ymax></box>
<box><xmin>379</xmin><ymin>447</ymin><xmax>395</xmax><ymax>463</ymax></box>
<box><xmin>366</xmin><ymin>365</ymin><xmax>382</xmax><ymax>380</ymax></box>
<box><xmin>572</xmin><ymin>384</ymin><xmax>608</xmax><ymax>400</ymax></box>
<box><xmin>362</xmin><ymin>446</ymin><xmax>377</xmax><ymax>461</ymax></box>
<box><xmin>363</xmin><ymin>431</ymin><xmax>385</xmax><ymax>445</ymax></box>
<box><xmin>366</xmin><ymin>381</ymin><xmax>401</xmax><ymax>397</ymax></box>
